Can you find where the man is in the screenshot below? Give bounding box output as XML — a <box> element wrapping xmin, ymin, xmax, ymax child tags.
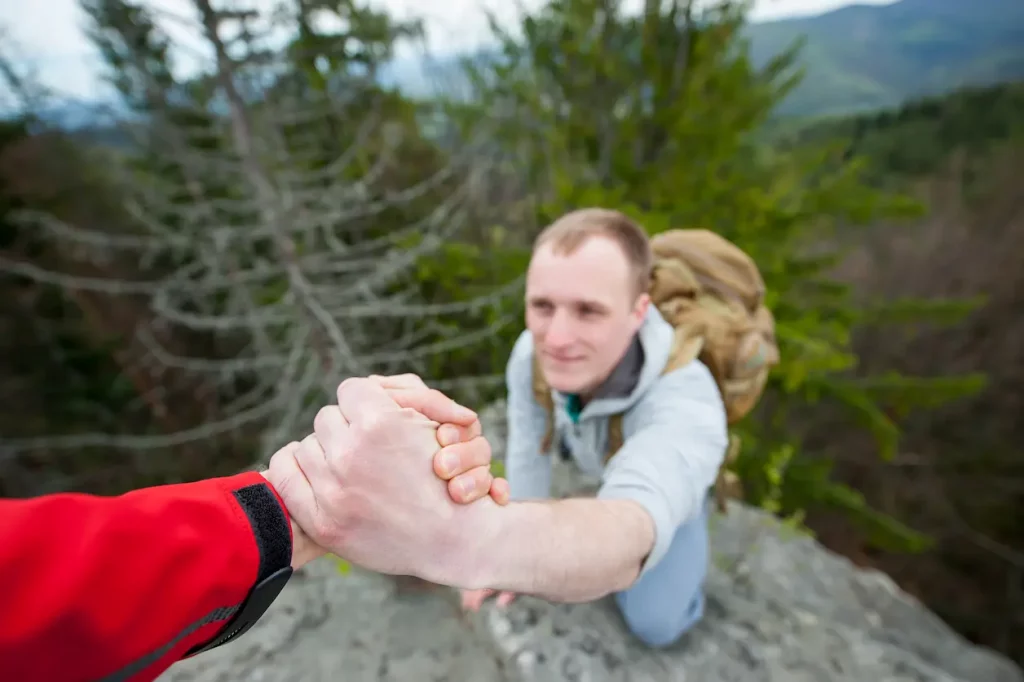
<box><xmin>458</xmin><ymin>208</ymin><xmax>730</xmax><ymax>648</ymax></box>
<box><xmin>0</xmin><ymin>377</ymin><xmax>507</xmax><ymax>682</ymax></box>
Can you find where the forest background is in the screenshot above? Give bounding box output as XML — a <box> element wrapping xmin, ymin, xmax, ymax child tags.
<box><xmin>1</xmin><ymin>0</ymin><xmax>1022</xmax><ymax>666</ymax></box>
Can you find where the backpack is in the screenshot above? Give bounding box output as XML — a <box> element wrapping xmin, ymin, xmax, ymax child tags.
<box><xmin>530</xmin><ymin>228</ymin><xmax>780</xmax><ymax>512</ymax></box>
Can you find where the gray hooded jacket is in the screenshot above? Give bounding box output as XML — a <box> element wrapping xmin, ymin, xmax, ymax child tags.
<box><xmin>503</xmin><ymin>305</ymin><xmax>729</xmax><ymax>576</ymax></box>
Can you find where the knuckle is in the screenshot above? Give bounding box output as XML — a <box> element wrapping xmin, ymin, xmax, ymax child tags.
<box><xmin>297</xmin><ymin>433</ymin><xmax>320</xmax><ymax>458</ymax></box>
<box><xmin>469</xmin><ymin>436</ymin><xmax>492</xmax><ymax>464</ymax></box>
<box><xmin>356</xmin><ymin>410</ymin><xmax>388</xmax><ymax>434</ymax></box>
<box><xmin>309</xmin><ymin>512</ymin><xmax>339</xmax><ymax>547</ymax></box>
<box><xmin>336</xmin><ymin>376</ymin><xmax>365</xmax><ymax>398</ymax></box>
<box><xmin>313</xmin><ymin>405</ymin><xmax>334</xmax><ymax>434</ymax></box>
<box><xmin>271</xmin><ymin>441</ymin><xmax>301</xmax><ymax>462</ymax></box>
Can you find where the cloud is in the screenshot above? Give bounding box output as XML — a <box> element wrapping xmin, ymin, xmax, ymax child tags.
<box><xmin>0</xmin><ymin>0</ymin><xmax>896</xmax><ymax>102</ymax></box>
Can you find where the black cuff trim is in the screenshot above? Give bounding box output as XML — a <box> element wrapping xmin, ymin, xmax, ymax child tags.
<box><xmin>234</xmin><ymin>482</ymin><xmax>293</xmax><ymax>584</ymax></box>
<box><xmin>185</xmin><ymin>481</ymin><xmax>293</xmax><ymax>657</ymax></box>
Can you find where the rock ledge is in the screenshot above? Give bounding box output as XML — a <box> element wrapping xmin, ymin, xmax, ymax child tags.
<box><xmin>161</xmin><ymin>401</ymin><xmax>1023</xmax><ymax>681</ymax></box>
<box><xmin>467</xmin><ymin>500</ymin><xmax>1022</xmax><ymax>682</ymax></box>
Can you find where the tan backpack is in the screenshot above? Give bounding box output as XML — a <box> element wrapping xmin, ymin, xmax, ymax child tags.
<box><xmin>531</xmin><ymin>228</ymin><xmax>780</xmax><ymax>512</ymax></box>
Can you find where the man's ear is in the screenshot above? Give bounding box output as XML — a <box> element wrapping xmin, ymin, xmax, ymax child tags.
<box><xmin>631</xmin><ymin>293</ymin><xmax>650</xmax><ymax>327</ymax></box>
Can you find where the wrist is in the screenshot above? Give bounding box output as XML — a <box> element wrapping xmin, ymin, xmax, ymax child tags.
<box><xmin>462</xmin><ymin>500</ymin><xmax>545</xmax><ymax>593</ymax></box>
<box><xmin>288</xmin><ymin>517</ymin><xmax>326</xmax><ymax>570</ymax></box>
<box><xmin>260</xmin><ymin>471</ymin><xmax>326</xmax><ymax>570</ymax></box>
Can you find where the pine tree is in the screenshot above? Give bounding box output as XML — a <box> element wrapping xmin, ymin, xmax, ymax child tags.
<box><xmin>0</xmin><ymin>0</ymin><xmax>515</xmax><ymax>492</ymax></box>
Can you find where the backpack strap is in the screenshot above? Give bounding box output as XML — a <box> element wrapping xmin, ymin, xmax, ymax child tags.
<box><xmin>713</xmin><ymin>434</ymin><xmax>743</xmax><ymax>513</ymax></box>
<box><xmin>531</xmin><ymin>352</ymin><xmax>556</xmax><ymax>454</ymax></box>
<box><xmin>601</xmin><ymin>337</ymin><xmax>744</xmax><ymax>513</ymax></box>
<box><xmin>604</xmin><ymin>413</ymin><xmax>625</xmax><ymax>464</ymax></box>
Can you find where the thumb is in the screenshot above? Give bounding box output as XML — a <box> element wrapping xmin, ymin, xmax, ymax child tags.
<box><xmin>387</xmin><ymin>387</ymin><xmax>478</xmax><ymax>427</ymax></box>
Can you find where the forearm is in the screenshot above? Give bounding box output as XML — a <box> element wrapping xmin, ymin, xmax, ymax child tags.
<box><xmin>473</xmin><ymin>497</ymin><xmax>655</xmax><ymax>602</ymax></box>
<box><xmin>0</xmin><ymin>472</ymin><xmax>297</xmax><ymax>681</ymax></box>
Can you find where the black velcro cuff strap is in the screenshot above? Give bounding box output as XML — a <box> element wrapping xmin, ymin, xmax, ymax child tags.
<box><xmin>186</xmin><ymin>481</ymin><xmax>294</xmax><ymax>657</ymax></box>
<box><xmin>233</xmin><ymin>482</ymin><xmax>293</xmax><ymax>584</ymax></box>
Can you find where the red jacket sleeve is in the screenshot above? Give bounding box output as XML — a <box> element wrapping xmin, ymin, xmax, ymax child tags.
<box><xmin>0</xmin><ymin>470</ymin><xmax>295</xmax><ymax>682</ymax></box>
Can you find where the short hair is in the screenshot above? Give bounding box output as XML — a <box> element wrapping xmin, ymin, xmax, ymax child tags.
<box><xmin>533</xmin><ymin>208</ymin><xmax>653</xmax><ymax>296</ymax></box>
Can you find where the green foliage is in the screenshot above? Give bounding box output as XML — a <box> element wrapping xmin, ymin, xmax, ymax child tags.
<box><xmin>779</xmin><ymin>81</ymin><xmax>1024</xmax><ymax>185</ymax></box>
<box><xmin>404</xmin><ymin>231</ymin><xmax>531</xmax><ymax>407</ymax></box>
<box><xmin>460</xmin><ymin>0</ymin><xmax>984</xmax><ymax>553</ymax></box>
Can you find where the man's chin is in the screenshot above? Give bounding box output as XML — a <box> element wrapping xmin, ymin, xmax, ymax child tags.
<box><xmin>542</xmin><ymin>365</ymin><xmax>591</xmax><ymax>395</ymax></box>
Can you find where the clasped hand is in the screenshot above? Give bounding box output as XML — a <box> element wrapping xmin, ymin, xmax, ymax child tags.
<box><xmin>264</xmin><ymin>374</ymin><xmax>512</xmax><ymax>588</ymax></box>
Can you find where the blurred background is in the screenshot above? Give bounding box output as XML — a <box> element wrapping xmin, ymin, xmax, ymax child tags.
<box><xmin>0</xmin><ymin>0</ymin><xmax>1021</xmax><ymax>668</ymax></box>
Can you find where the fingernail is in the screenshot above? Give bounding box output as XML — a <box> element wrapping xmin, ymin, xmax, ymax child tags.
<box><xmin>441</xmin><ymin>450</ymin><xmax>459</xmax><ymax>476</ymax></box>
<box><xmin>439</xmin><ymin>425</ymin><xmax>459</xmax><ymax>446</ymax></box>
<box><xmin>457</xmin><ymin>477</ymin><xmax>475</xmax><ymax>497</ymax></box>
<box><xmin>455</xmin><ymin>403</ymin><xmax>476</xmax><ymax>420</ymax></box>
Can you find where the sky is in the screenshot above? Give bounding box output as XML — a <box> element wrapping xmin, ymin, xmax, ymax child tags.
<box><xmin>0</xmin><ymin>0</ymin><xmax>898</xmax><ymax>103</ymax></box>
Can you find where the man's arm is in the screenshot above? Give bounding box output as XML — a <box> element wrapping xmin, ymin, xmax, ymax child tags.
<box><xmin>0</xmin><ymin>470</ymin><xmax>303</xmax><ymax>682</ymax></box>
<box><xmin>472</xmin><ymin>497</ymin><xmax>655</xmax><ymax>602</ymax></box>
<box><xmin>467</xmin><ymin>360</ymin><xmax>728</xmax><ymax>602</ymax></box>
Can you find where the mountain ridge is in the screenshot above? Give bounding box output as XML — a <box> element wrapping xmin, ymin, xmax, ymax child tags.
<box><xmin>745</xmin><ymin>0</ymin><xmax>1024</xmax><ymax>117</ymax></box>
<box><xmin>19</xmin><ymin>0</ymin><xmax>1024</xmax><ymax>128</ymax></box>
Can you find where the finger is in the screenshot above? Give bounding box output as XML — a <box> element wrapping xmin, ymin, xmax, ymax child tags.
<box><xmin>369</xmin><ymin>373</ymin><xmax>427</xmax><ymax>390</ymax></box>
<box><xmin>268</xmin><ymin>439</ymin><xmax>300</xmax><ymax>463</ymax></box>
<box><xmin>386</xmin><ymin>386</ymin><xmax>477</xmax><ymax>426</ymax></box>
<box><xmin>496</xmin><ymin>592</ymin><xmax>516</xmax><ymax>607</ymax></box>
<box><xmin>436</xmin><ymin>420</ymin><xmax>483</xmax><ymax>447</ymax></box>
<box><xmin>293</xmin><ymin>433</ymin><xmax>332</xmax><ymax>490</ymax></box>
<box><xmin>448</xmin><ymin>466</ymin><xmax>495</xmax><ymax>505</ymax></box>
<box><xmin>462</xmin><ymin>589</ymin><xmax>494</xmax><ymax>611</ymax></box>
<box><xmin>489</xmin><ymin>477</ymin><xmax>511</xmax><ymax>506</ymax></box>
<box><xmin>433</xmin><ymin>436</ymin><xmax>492</xmax><ymax>480</ymax></box>
<box><xmin>336</xmin><ymin>377</ymin><xmax>403</xmax><ymax>426</ymax></box>
<box><xmin>312</xmin><ymin>404</ymin><xmax>351</xmax><ymax>454</ymax></box>
<box><xmin>266</xmin><ymin>441</ymin><xmax>322</xmax><ymax>542</ymax></box>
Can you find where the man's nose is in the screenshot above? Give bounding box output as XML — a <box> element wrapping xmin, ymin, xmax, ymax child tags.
<box><xmin>544</xmin><ymin>309</ymin><xmax>575</xmax><ymax>347</ymax></box>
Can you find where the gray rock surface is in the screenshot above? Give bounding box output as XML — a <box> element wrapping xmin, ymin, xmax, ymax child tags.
<box><xmin>160</xmin><ymin>401</ymin><xmax>1023</xmax><ymax>682</ymax></box>
<box><xmin>160</xmin><ymin>559</ymin><xmax>507</xmax><ymax>682</ymax></box>
<box><xmin>469</xmin><ymin>500</ymin><xmax>1023</xmax><ymax>682</ymax></box>
<box><xmin>473</xmin><ymin>400</ymin><xmax>1023</xmax><ymax>682</ymax></box>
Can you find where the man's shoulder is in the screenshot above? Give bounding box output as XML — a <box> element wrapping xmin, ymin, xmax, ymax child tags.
<box><xmin>504</xmin><ymin>329</ymin><xmax>535</xmax><ymax>386</ymax></box>
<box><xmin>635</xmin><ymin>357</ymin><xmax>725</xmax><ymax>415</ymax></box>
<box><xmin>615</xmin><ymin>358</ymin><xmax>728</xmax><ymax>449</ymax></box>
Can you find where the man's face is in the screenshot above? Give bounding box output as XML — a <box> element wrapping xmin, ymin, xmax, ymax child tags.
<box><xmin>525</xmin><ymin>235</ymin><xmax>649</xmax><ymax>396</ymax></box>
